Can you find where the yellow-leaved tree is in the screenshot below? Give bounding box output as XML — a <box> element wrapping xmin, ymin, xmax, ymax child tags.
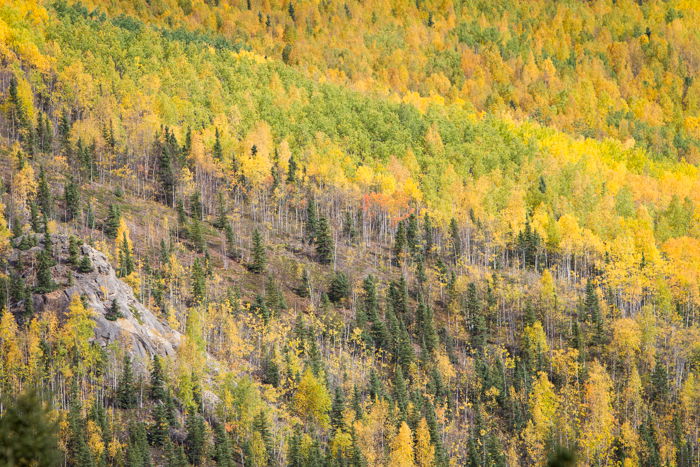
<box><xmin>414</xmin><ymin>417</ymin><xmax>435</xmax><ymax>467</ymax></box>
<box><xmin>388</xmin><ymin>421</ymin><xmax>415</xmax><ymax>467</ymax></box>
<box><xmin>293</xmin><ymin>368</ymin><xmax>331</xmax><ymax>429</ymax></box>
<box><xmin>522</xmin><ymin>371</ymin><xmax>559</xmax><ymax>464</ymax></box>
<box><xmin>580</xmin><ymin>361</ymin><xmax>615</xmax><ymax>465</ymax></box>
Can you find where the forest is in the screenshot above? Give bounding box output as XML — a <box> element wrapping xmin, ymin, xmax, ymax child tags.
<box><xmin>0</xmin><ymin>0</ymin><xmax>699</xmax><ymax>466</ymax></box>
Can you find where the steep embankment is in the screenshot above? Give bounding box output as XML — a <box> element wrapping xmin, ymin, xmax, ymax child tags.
<box><xmin>11</xmin><ymin>234</ymin><xmax>180</xmax><ymax>360</ymax></box>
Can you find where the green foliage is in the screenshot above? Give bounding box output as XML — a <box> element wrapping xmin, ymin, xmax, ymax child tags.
<box><xmin>0</xmin><ymin>390</ymin><xmax>61</xmax><ymax>466</ymax></box>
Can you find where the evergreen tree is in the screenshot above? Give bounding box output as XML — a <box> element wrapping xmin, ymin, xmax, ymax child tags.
<box><xmin>118</xmin><ymin>231</ymin><xmax>134</xmax><ymax>277</ymax></box>
<box><xmin>185</xmin><ymin>407</ymin><xmax>206</xmax><ymax>465</ymax></box>
<box><xmin>262</xmin><ymin>347</ymin><xmax>281</xmax><ymax>387</ymax></box>
<box><xmin>315</xmin><ymin>216</ymin><xmax>334</xmax><ymax>265</ymax></box>
<box><xmin>105</xmin><ymin>299</ymin><xmax>123</xmax><ymax>321</ymax></box>
<box><xmin>37</xmin><ymin>166</ymin><xmax>53</xmax><ymax>219</ymax></box>
<box><xmin>250</xmin><ymin>228</ymin><xmax>266</xmax><ymax>273</ymax></box>
<box><xmin>78</xmin><ymin>254</ymin><xmax>93</xmax><ymax>273</ymax></box>
<box><xmin>213</xmin><ymin>192</ymin><xmax>227</xmax><ymax>230</ymax></box>
<box><xmin>393</xmin><ymin>220</ymin><xmax>407</xmax><ymax>266</ymax></box>
<box><xmin>191</xmin><ymin>257</ymin><xmax>207</xmax><ymax>302</ymax></box>
<box><xmin>213</xmin><ymin>423</ymin><xmax>234</xmax><ymax>467</ymax></box>
<box><xmin>148</xmin><ymin>402</ymin><xmax>169</xmax><ymax>448</ymax></box>
<box><xmin>104</xmin><ymin>204</ymin><xmax>121</xmax><ymax>239</ymax></box>
<box><xmin>117</xmin><ymin>355</ymin><xmax>137</xmax><ymax>409</ymax></box>
<box><xmin>189</xmin><ymin>218</ymin><xmax>205</xmax><ymax>253</ymax></box>
<box><xmin>423</xmin><ymin>213</ymin><xmax>433</xmax><ymax>257</ymax></box>
<box><xmin>328</xmin><ymin>271</ymin><xmax>350</xmax><ymax>304</ymax></box>
<box><xmin>35</xmin><ymin>249</ymin><xmax>56</xmax><ymax>293</ymax></box>
<box><xmin>126</xmin><ymin>421</ymin><xmax>151</xmax><ymax>467</ymax></box>
<box><xmin>0</xmin><ymin>390</ymin><xmax>61</xmax><ymax>467</ymax></box>
<box><xmin>287</xmin><ymin>154</ymin><xmax>298</xmax><ymax>183</ymax></box>
<box><xmin>394</xmin><ymin>366</ymin><xmax>408</xmax><ymax>418</ymax></box>
<box><xmin>157</xmin><ymin>132</ymin><xmax>176</xmax><ymax>207</ymax></box>
<box><xmin>224</xmin><ymin>221</ymin><xmax>239</xmax><ymax>259</ymax></box>
<box><xmin>297</xmin><ymin>268</ymin><xmax>311</xmax><ymax>298</ymax></box>
<box><xmin>150</xmin><ymin>355</ymin><xmax>167</xmax><ymax>402</ymax></box>
<box><xmin>64</xmin><ymin>178</ymin><xmax>80</xmax><ymax>221</ymax></box>
<box><xmin>213</xmin><ymin>127</ymin><xmax>223</xmax><ymax>160</ymax></box>
<box><xmin>330</xmin><ymin>386</ymin><xmax>345</xmax><ymax>430</ymax></box>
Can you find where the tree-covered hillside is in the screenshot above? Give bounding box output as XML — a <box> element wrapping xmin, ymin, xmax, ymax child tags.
<box><xmin>0</xmin><ymin>0</ymin><xmax>698</xmax><ymax>466</ymax></box>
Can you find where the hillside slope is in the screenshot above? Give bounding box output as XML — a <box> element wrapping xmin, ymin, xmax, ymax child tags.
<box><xmin>0</xmin><ymin>1</ymin><xmax>698</xmax><ymax>466</ymax></box>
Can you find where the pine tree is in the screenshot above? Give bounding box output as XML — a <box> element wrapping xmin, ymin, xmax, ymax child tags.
<box><xmin>297</xmin><ymin>268</ymin><xmax>311</xmax><ymax>298</ymax></box>
<box><xmin>191</xmin><ymin>257</ymin><xmax>206</xmax><ymax>302</ymax></box>
<box><xmin>394</xmin><ymin>366</ymin><xmax>408</xmax><ymax>418</ymax></box>
<box><xmin>315</xmin><ymin>216</ymin><xmax>334</xmax><ymax>265</ymax></box>
<box><xmin>287</xmin><ymin>154</ymin><xmax>298</xmax><ymax>183</ymax></box>
<box><xmin>149</xmin><ymin>402</ymin><xmax>169</xmax><ymax>447</ymax></box>
<box><xmin>328</xmin><ymin>271</ymin><xmax>350</xmax><ymax>304</ymax></box>
<box><xmin>104</xmin><ymin>204</ymin><xmax>121</xmax><ymax>239</ymax></box>
<box><xmin>105</xmin><ymin>299</ymin><xmax>123</xmax><ymax>321</ymax></box>
<box><xmin>213</xmin><ymin>423</ymin><xmax>234</xmax><ymax>467</ymax></box>
<box><xmin>250</xmin><ymin>228</ymin><xmax>267</xmax><ymax>273</ymax></box>
<box><xmin>126</xmin><ymin>421</ymin><xmax>151</xmax><ymax>466</ymax></box>
<box><xmin>213</xmin><ymin>192</ymin><xmax>227</xmax><ymax>229</ymax></box>
<box><xmin>185</xmin><ymin>407</ymin><xmax>205</xmax><ymax>465</ymax></box>
<box><xmin>78</xmin><ymin>254</ymin><xmax>93</xmax><ymax>273</ymax></box>
<box><xmin>118</xmin><ymin>231</ymin><xmax>134</xmax><ymax>277</ymax></box>
<box><xmin>37</xmin><ymin>166</ymin><xmax>52</xmax><ymax>219</ymax></box>
<box><xmin>150</xmin><ymin>355</ymin><xmax>166</xmax><ymax>402</ymax></box>
<box><xmin>35</xmin><ymin>248</ymin><xmax>55</xmax><ymax>294</ymax></box>
<box><xmin>64</xmin><ymin>178</ymin><xmax>80</xmax><ymax>221</ymax></box>
<box><xmin>224</xmin><ymin>221</ymin><xmax>239</xmax><ymax>259</ymax></box>
<box><xmin>117</xmin><ymin>355</ymin><xmax>137</xmax><ymax>409</ymax></box>
<box><xmin>157</xmin><ymin>134</ymin><xmax>176</xmax><ymax>207</ymax></box>
<box><xmin>189</xmin><ymin>218</ymin><xmax>205</xmax><ymax>253</ymax></box>
<box><xmin>330</xmin><ymin>386</ymin><xmax>345</xmax><ymax>430</ymax></box>
<box><xmin>213</xmin><ymin>127</ymin><xmax>223</xmax><ymax>160</ymax></box>
<box><xmin>0</xmin><ymin>390</ymin><xmax>60</xmax><ymax>467</ymax></box>
<box><xmin>423</xmin><ymin>213</ymin><xmax>433</xmax><ymax>258</ymax></box>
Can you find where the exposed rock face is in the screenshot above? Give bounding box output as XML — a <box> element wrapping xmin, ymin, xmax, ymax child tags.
<box><xmin>13</xmin><ymin>234</ymin><xmax>180</xmax><ymax>361</ymax></box>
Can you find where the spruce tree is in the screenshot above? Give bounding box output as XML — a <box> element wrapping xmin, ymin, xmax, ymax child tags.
<box><xmin>184</xmin><ymin>407</ymin><xmax>205</xmax><ymax>465</ymax></box>
<box><xmin>213</xmin><ymin>423</ymin><xmax>234</xmax><ymax>466</ymax></box>
<box><xmin>297</xmin><ymin>268</ymin><xmax>311</xmax><ymax>298</ymax></box>
<box><xmin>406</xmin><ymin>212</ymin><xmax>419</xmax><ymax>255</ymax></box>
<box><xmin>78</xmin><ymin>254</ymin><xmax>93</xmax><ymax>273</ymax></box>
<box><xmin>148</xmin><ymin>402</ymin><xmax>169</xmax><ymax>448</ymax></box>
<box><xmin>104</xmin><ymin>204</ymin><xmax>121</xmax><ymax>239</ymax></box>
<box><xmin>117</xmin><ymin>355</ymin><xmax>137</xmax><ymax>409</ymax></box>
<box><xmin>150</xmin><ymin>355</ymin><xmax>166</xmax><ymax>402</ymax></box>
<box><xmin>330</xmin><ymin>386</ymin><xmax>345</xmax><ymax>430</ymax></box>
<box><xmin>224</xmin><ymin>221</ymin><xmax>239</xmax><ymax>259</ymax></box>
<box><xmin>105</xmin><ymin>299</ymin><xmax>123</xmax><ymax>321</ymax></box>
<box><xmin>191</xmin><ymin>257</ymin><xmax>206</xmax><ymax>302</ymax></box>
<box><xmin>0</xmin><ymin>390</ymin><xmax>60</xmax><ymax>467</ymax></box>
<box><xmin>64</xmin><ymin>178</ymin><xmax>80</xmax><ymax>221</ymax></box>
<box><xmin>35</xmin><ymin>248</ymin><xmax>56</xmax><ymax>294</ymax></box>
<box><xmin>328</xmin><ymin>271</ymin><xmax>350</xmax><ymax>304</ymax></box>
<box><xmin>213</xmin><ymin>192</ymin><xmax>227</xmax><ymax>229</ymax></box>
<box><xmin>189</xmin><ymin>219</ymin><xmax>205</xmax><ymax>253</ymax></box>
<box><xmin>118</xmin><ymin>231</ymin><xmax>134</xmax><ymax>277</ymax></box>
<box><xmin>314</xmin><ymin>216</ymin><xmax>333</xmax><ymax>265</ymax></box>
<box><xmin>287</xmin><ymin>154</ymin><xmax>297</xmax><ymax>183</ymax></box>
<box><xmin>37</xmin><ymin>166</ymin><xmax>52</xmax><ymax>219</ymax></box>
<box><xmin>250</xmin><ymin>228</ymin><xmax>266</xmax><ymax>273</ymax></box>
<box><xmin>449</xmin><ymin>217</ymin><xmax>461</xmax><ymax>262</ymax></box>
<box><xmin>213</xmin><ymin>127</ymin><xmax>223</xmax><ymax>160</ymax></box>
